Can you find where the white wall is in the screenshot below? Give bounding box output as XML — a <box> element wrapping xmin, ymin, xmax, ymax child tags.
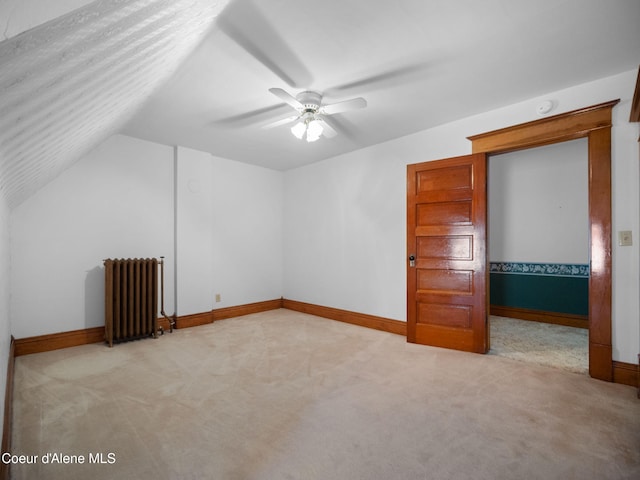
<box><xmin>283</xmin><ymin>69</ymin><xmax>640</xmax><ymax>364</ymax></box>
<box><xmin>210</xmin><ymin>156</ymin><xmax>284</xmax><ymax>308</ymax></box>
<box><xmin>9</xmin><ymin>135</ymin><xmax>284</xmax><ymax>337</ymax></box>
<box><xmin>284</xmin><ymin>149</ymin><xmax>406</xmax><ymax>320</ymax></box>
<box><xmin>176</xmin><ymin>146</ymin><xmax>214</xmax><ymax>315</ymax></box>
<box><xmin>489</xmin><ymin>138</ymin><xmax>589</xmax><ymax>263</ymax></box>
<box><xmin>0</xmin><ymin>194</ymin><xmax>11</xmax><ymax>436</ymax></box>
<box><xmin>175</xmin><ymin>148</ymin><xmax>284</xmax><ymax>314</ymax></box>
<box><xmin>10</xmin><ymin>135</ymin><xmax>175</xmax><ymax>338</ymax></box>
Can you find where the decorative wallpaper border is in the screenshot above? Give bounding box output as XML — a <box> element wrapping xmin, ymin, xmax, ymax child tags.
<box><xmin>490</xmin><ymin>262</ymin><xmax>589</xmax><ymax>278</ymax></box>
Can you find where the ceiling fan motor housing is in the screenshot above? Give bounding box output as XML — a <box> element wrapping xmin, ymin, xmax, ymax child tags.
<box><xmin>296</xmin><ymin>91</ymin><xmax>322</xmax><ymax>112</ymax></box>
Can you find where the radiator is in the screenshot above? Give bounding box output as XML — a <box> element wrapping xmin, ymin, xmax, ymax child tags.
<box><xmin>104</xmin><ymin>258</ymin><xmax>160</xmax><ymax>347</ymax></box>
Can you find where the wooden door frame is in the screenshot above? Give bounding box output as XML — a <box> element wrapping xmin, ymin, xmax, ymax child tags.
<box><xmin>467</xmin><ymin>100</ymin><xmax>619</xmax><ymax>382</ymax></box>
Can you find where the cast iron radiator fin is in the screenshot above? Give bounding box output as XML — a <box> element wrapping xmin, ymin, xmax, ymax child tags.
<box><xmin>103</xmin><ymin>258</ymin><xmax>160</xmax><ymax>347</ymax></box>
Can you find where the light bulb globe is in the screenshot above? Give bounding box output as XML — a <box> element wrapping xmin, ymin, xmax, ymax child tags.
<box><xmin>290</xmin><ymin>121</ymin><xmax>306</xmax><ymax>140</ymax></box>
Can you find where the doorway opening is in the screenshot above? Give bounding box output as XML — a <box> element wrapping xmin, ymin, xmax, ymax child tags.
<box><xmin>487</xmin><ymin>139</ymin><xmax>589</xmax><ymax>374</ymax></box>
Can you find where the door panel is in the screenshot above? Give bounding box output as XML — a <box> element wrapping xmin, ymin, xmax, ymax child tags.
<box><xmin>417</xmin><ymin>236</ymin><xmax>473</xmax><ymax>260</ymax></box>
<box><xmin>417</xmin><ymin>202</ymin><xmax>472</xmax><ymax>225</ymax></box>
<box><xmin>407</xmin><ymin>153</ymin><xmax>488</xmax><ymax>353</ymax></box>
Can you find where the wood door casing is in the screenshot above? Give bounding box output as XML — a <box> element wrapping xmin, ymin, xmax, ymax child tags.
<box><xmin>407</xmin><ymin>153</ymin><xmax>488</xmax><ymax>353</ymax></box>
<box><xmin>467</xmin><ymin>100</ymin><xmax>618</xmax><ymax>381</ymax></box>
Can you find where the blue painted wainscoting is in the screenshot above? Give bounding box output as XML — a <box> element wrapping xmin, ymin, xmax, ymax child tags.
<box><xmin>490</xmin><ymin>262</ymin><xmax>589</xmax><ymax>316</ymax></box>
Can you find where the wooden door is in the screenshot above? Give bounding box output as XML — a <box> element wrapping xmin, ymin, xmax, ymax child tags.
<box><xmin>407</xmin><ymin>153</ymin><xmax>488</xmax><ymax>353</ymax></box>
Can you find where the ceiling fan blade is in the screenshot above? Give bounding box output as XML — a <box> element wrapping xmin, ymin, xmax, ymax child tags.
<box><xmin>327</xmin><ymin>63</ymin><xmax>431</xmax><ymax>95</ymax></box>
<box><xmin>262</xmin><ymin>115</ymin><xmax>300</xmax><ymax>130</ymax></box>
<box><xmin>211</xmin><ymin>103</ymin><xmax>292</xmax><ymax>128</ymax></box>
<box><xmin>217</xmin><ymin>0</ymin><xmax>312</xmax><ymax>88</ymax></box>
<box><xmin>269</xmin><ymin>88</ymin><xmax>303</xmax><ymax>110</ymax></box>
<box><xmin>316</xmin><ymin>117</ymin><xmax>337</xmax><ymax>138</ymax></box>
<box><xmin>321</xmin><ymin>97</ymin><xmax>367</xmax><ymax>115</ymax></box>
<box><xmin>320</xmin><ymin>114</ymin><xmax>361</xmax><ymax>143</ymax></box>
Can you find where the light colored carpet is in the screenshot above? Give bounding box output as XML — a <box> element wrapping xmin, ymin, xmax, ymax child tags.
<box><xmin>489</xmin><ymin>315</ymin><xmax>589</xmax><ymax>374</ymax></box>
<box><xmin>10</xmin><ymin>309</ymin><xmax>640</xmax><ymax>479</ymax></box>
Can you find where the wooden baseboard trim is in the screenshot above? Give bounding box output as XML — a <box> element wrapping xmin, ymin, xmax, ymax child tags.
<box><xmin>1</xmin><ymin>337</ymin><xmax>15</xmax><ymax>480</ymax></box>
<box><xmin>175</xmin><ymin>311</ymin><xmax>214</xmax><ymax>329</ymax></box>
<box><xmin>490</xmin><ymin>305</ymin><xmax>588</xmax><ymax>329</ymax></box>
<box><xmin>212</xmin><ymin>298</ymin><xmax>283</xmax><ymax>321</ymax></box>
<box><xmin>14</xmin><ymin>327</ymin><xmax>105</xmax><ymax>357</ymax></box>
<box><xmin>282</xmin><ymin>299</ymin><xmax>407</xmax><ymax>336</ymax></box>
<box><xmin>13</xmin><ymin>299</ymin><xmax>285</xmax><ymax>356</ymax></box>
<box><xmin>612</xmin><ymin>360</ymin><xmax>639</xmax><ymax>389</ymax></box>
<box><xmin>174</xmin><ymin>298</ymin><xmax>285</xmax><ymax>328</ymax></box>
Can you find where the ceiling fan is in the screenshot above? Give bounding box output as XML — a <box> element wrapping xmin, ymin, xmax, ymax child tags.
<box><xmin>263</xmin><ymin>88</ymin><xmax>367</xmax><ymax>142</ymax></box>
<box><xmin>216</xmin><ymin>0</ymin><xmax>430</xmax><ymax>141</ymax></box>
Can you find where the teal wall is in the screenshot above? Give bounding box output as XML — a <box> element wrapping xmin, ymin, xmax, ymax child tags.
<box><xmin>489</xmin><ymin>262</ymin><xmax>589</xmax><ymax>316</ymax></box>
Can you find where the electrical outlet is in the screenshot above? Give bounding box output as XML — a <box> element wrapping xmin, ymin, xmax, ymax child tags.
<box><xmin>215</xmin><ymin>293</ymin><xmax>221</xmax><ymax>303</ymax></box>
<box><xmin>618</xmin><ymin>231</ymin><xmax>632</xmax><ymax>247</ymax></box>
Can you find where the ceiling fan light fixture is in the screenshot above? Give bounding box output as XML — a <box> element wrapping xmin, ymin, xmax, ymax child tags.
<box><xmin>290</xmin><ymin>121</ymin><xmax>306</xmax><ymax>139</ymax></box>
<box><xmin>290</xmin><ymin>115</ymin><xmax>323</xmax><ymax>142</ymax></box>
<box><xmin>306</xmin><ymin>119</ymin><xmax>323</xmax><ymax>142</ymax></box>
<box><xmin>268</xmin><ymin>88</ymin><xmax>367</xmax><ymax>143</ymax></box>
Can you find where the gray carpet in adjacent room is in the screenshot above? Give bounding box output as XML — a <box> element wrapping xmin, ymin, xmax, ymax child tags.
<box><xmin>11</xmin><ymin>309</ymin><xmax>640</xmax><ymax>479</ymax></box>
<box><xmin>489</xmin><ymin>315</ymin><xmax>589</xmax><ymax>374</ymax></box>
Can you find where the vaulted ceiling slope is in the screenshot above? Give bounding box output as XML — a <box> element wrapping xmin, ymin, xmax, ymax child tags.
<box><xmin>1</xmin><ymin>0</ymin><xmax>639</xmax><ymax>209</ymax></box>
<box><xmin>0</xmin><ymin>0</ymin><xmax>229</xmax><ymax>209</ymax></box>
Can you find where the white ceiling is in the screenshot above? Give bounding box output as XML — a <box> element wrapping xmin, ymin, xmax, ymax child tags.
<box><xmin>0</xmin><ymin>0</ymin><xmax>638</xmax><ymax>208</ymax></box>
<box><xmin>122</xmin><ymin>0</ymin><xmax>640</xmax><ymax>170</ymax></box>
